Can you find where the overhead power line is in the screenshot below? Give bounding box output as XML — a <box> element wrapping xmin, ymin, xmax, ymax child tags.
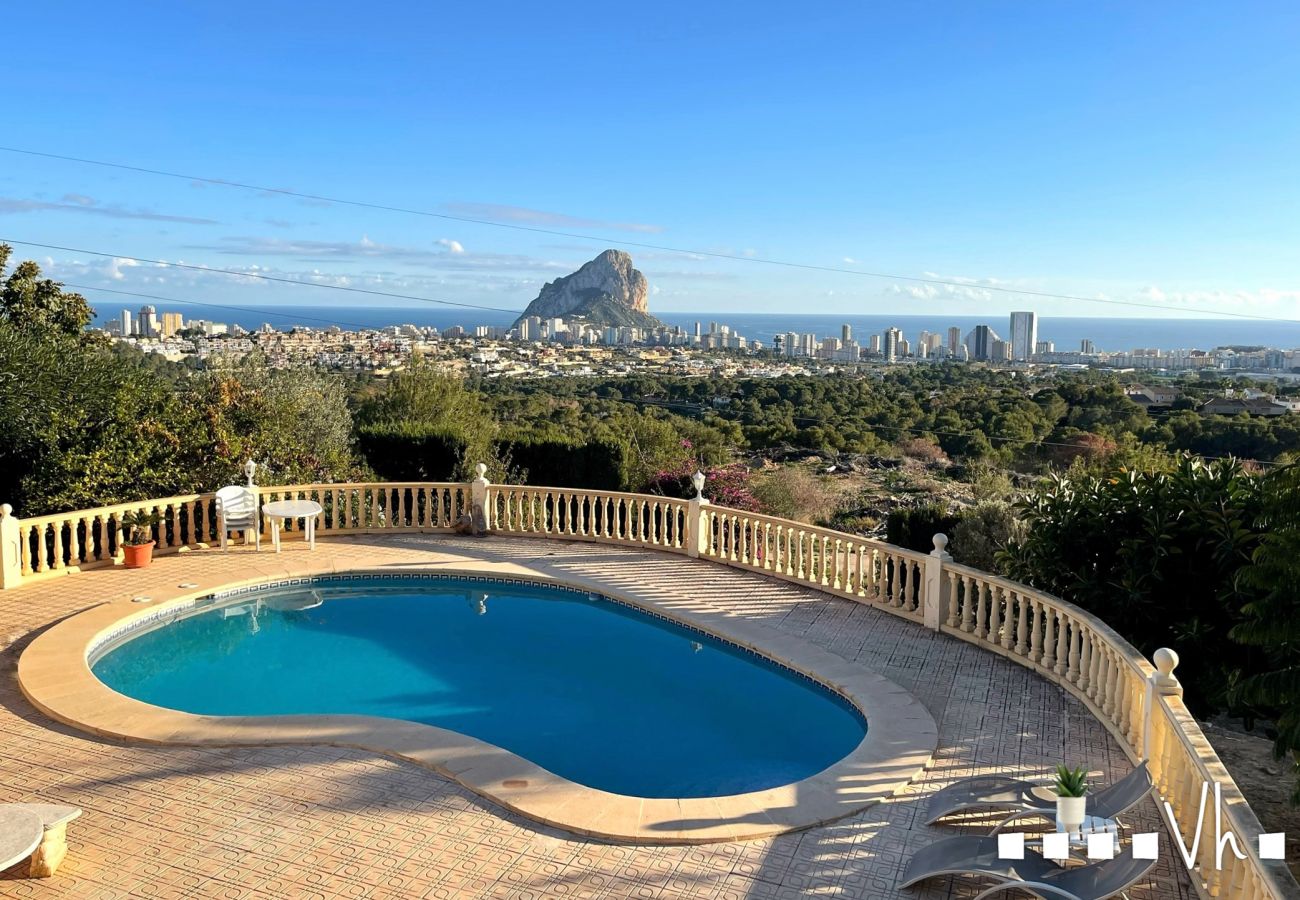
<box><xmin>2</xmin><ymin>145</ymin><xmax>1297</xmax><ymax>323</ymax></box>
<box><xmin>0</xmin><ymin>239</ymin><xmax>525</xmax><ymax>315</ymax></box>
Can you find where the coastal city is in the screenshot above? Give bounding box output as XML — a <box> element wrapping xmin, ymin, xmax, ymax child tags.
<box><xmin>105</xmin><ymin>303</ymin><xmax>1300</xmax><ymax>379</ymax></box>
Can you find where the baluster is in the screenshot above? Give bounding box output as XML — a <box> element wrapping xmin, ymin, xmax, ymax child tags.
<box><xmin>1052</xmin><ymin>610</ymin><xmax>1068</xmax><ymax>676</ymax></box>
<box><xmin>17</xmin><ymin>524</ymin><xmax>31</xmax><ymax>575</ymax></box>
<box><xmin>973</xmin><ymin>580</ymin><xmax>989</xmax><ymax>639</ymax></box>
<box><xmin>985</xmin><ymin>583</ymin><xmax>1001</xmax><ymax>643</ymax></box>
<box><xmin>1013</xmin><ymin>591</ymin><xmax>1029</xmax><ymax>655</ymax></box>
<box><xmin>1087</xmin><ymin>635</ymin><xmax>1104</xmax><ymax>703</ymax></box>
<box><xmin>48</xmin><ymin>520</ymin><xmax>65</xmax><ymax>571</ymax></box>
<box><xmin>960</xmin><ymin>576</ymin><xmax>975</xmax><ymax>632</ymax></box>
<box><xmin>1102</xmin><ymin>650</ymin><xmax>1118</xmax><ymax>718</ymax></box>
<box><xmin>96</xmin><ymin>514</ymin><xmax>109</xmax><ymax>559</ymax></box>
<box><xmin>1076</xmin><ymin>628</ymin><xmax>1092</xmax><ymax>691</ymax></box>
<box><xmin>66</xmin><ymin>517</ymin><xmax>82</xmax><ymax>567</ymax></box>
<box><xmin>1029</xmin><ymin>598</ymin><xmax>1045</xmax><ymax>664</ymax></box>
<box><xmin>1119</xmin><ymin>669</ymin><xmax>1138</xmax><ymax>745</ymax></box>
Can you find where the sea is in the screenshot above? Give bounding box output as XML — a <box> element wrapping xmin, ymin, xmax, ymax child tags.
<box><xmin>90</xmin><ymin>302</ymin><xmax>1300</xmax><ymax>354</ymax></box>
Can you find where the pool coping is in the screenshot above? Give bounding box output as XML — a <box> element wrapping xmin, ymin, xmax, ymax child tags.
<box><xmin>18</xmin><ymin>550</ymin><xmax>938</xmax><ymax>845</ymax></box>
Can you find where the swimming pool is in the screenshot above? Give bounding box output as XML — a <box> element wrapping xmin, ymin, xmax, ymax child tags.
<box><xmin>91</xmin><ymin>574</ymin><xmax>868</xmax><ymax>798</ymax></box>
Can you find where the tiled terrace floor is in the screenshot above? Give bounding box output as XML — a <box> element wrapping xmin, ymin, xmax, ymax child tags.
<box><xmin>0</xmin><ymin>534</ymin><xmax>1196</xmax><ymax>899</ymax></box>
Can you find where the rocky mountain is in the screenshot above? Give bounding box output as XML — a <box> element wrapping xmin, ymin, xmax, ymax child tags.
<box><xmin>514</xmin><ymin>250</ymin><xmax>661</xmax><ymax>330</ymax></box>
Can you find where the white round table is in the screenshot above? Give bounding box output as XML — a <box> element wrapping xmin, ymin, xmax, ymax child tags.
<box><xmin>262</xmin><ymin>499</ymin><xmax>324</xmax><ymax>552</ymax></box>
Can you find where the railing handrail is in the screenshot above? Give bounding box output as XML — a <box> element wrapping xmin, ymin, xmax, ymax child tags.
<box><xmin>0</xmin><ymin>477</ymin><xmax>1292</xmax><ymax>897</ymax></box>
<box><xmin>18</xmin><ymin>492</ymin><xmax>215</xmax><ymax>529</ymax></box>
<box><xmin>942</xmin><ymin>559</ymin><xmax>1157</xmax><ymax>677</ymax></box>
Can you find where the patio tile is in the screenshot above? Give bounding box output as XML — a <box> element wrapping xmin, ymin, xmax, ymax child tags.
<box><xmin>0</xmin><ymin>533</ymin><xmax>1196</xmax><ymax>898</ymax></box>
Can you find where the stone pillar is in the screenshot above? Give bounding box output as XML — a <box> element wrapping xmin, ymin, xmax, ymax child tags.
<box><xmin>0</xmin><ymin>504</ymin><xmax>21</xmax><ymax>590</ymax></box>
<box><xmin>28</xmin><ymin>822</ymin><xmax>68</xmax><ymax>877</ymax></box>
<box><xmin>686</xmin><ymin>471</ymin><xmax>709</xmax><ymax>559</ymax></box>
<box><xmin>470</xmin><ymin>464</ymin><xmax>490</xmax><ymax>536</ymax></box>
<box><xmin>923</xmin><ymin>533</ymin><xmax>952</xmax><ymax>631</ymax></box>
<box><xmin>1144</xmin><ymin>647</ymin><xmax>1182</xmax><ymax>760</ymax></box>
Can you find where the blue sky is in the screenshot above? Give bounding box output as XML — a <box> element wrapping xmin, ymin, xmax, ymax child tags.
<box><xmin>1</xmin><ymin>1</ymin><xmax>1298</xmax><ymax>319</ymax></box>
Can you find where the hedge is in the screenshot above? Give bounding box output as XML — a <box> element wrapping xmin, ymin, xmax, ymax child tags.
<box><xmin>356</xmin><ymin>422</ymin><xmax>467</xmax><ymax>481</ymax></box>
<box><xmin>497</xmin><ymin>435</ymin><xmax>625</xmax><ymax>491</ymax></box>
<box><xmin>358</xmin><ymin>424</ymin><xmax>626</xmax><ymax>491</ymax></box>
<box><xmin>885</xmin><ymin>502</ymin><xmax>961</xmax><ymax>553</ymax></box>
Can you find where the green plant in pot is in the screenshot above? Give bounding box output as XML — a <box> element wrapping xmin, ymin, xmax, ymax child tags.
<box><xmin>1053</xmin><ymin>764</ymin><xmax>1089</xmax><ymax>834</ymax></box>
<box><xmin>120</xmin><ymin>510</ymin><xmax>161</xmax><ymax>569</ymax></box>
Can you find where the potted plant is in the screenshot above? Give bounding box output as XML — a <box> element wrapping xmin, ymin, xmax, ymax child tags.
<box><xmin>121</xmin><ymin>510</ymin><xmax>161</xmax><ymax>569</ymax></box>
<box><xmin>1053</xmin><ymin>764</ymin><xmax>1088</xmax><ymax>834</ymax></box>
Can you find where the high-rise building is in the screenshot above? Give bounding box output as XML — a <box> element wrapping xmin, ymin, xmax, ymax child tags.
<box><xmin>1035</xmin><ymin>340</ymin><xmax>1054</xmax><ymax>355</ymax></box>
<box><xmin>917</xmin><ymin>330</ymin><xmax>933</xmax><ymax>358</ymax></box>
<box><xmin>119</xmin><ymin>308</ymin><xmax>133</xmax><ymax>337</ymax></box>
<box><xmin>883</xmin><ymin>327</ymin><xmax>902</xmax><ymax>361</ymax></box>
<box><xmin>161</xmin><ymin>311</ymin><xmax>184</xmax><ymax>338</ymax></box>
<box><xmin>138</xmin><ymin>305</ymin><xmax>158</xmax><ymax>338</ymax></box>
<box><xmin>841</xmin><ymin>323</ymin><xmax>852</xmax><ymax>343</ymax></box>
<box><xmin>694</xmin><ymin>321</ymin><xmax>702</xmax><ymax>338</ymax></box>
<box><xmin>869</xmin><ymin>334</ymin><xmax>882</xmax><ymax>354</ymax></box>
<box><xmin>1081</xmin><ymin>338</ymin><xmax>1096</xmax><ymax>354</ymax></box>
<box><xmin>1009</xmin><ymin>311</ymin><xmax>1038</xmax><ymax>361</ymax></box>
<box><xmin>965</xmin><ymin>324</ymin><xmax>999</xmax><ymax>361</ymax></box>
<box><xmin>991</xmin><ymin>339</ymin><xmax>1012</xmax><ymax>362</ymax></box>
<box><xmin>947</xmin><ymin>326</ymin><xmax>962</xmax><ymax>356</ymax></box>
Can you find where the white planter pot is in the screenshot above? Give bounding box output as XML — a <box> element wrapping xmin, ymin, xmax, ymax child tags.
<box><xmin>1056</xmin><ymin>795</ymin><xmax>1087</xmax><ymax>833</ymax></box>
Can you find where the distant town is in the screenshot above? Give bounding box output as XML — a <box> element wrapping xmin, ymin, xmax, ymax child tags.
<box><xmin>105</xmin><ymin>306</ymin><xmax>1300</xmax><ymax>384</ymax></box>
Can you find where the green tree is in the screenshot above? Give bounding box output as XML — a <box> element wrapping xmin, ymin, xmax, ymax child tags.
<box><xmin>0</xmin><ymin>244</ymin><xmax>95</xmax><ymax>337</ymax></box>
<box><xmin>1230</xmin><ymin>463</ymin><xmax>1300</xmax><ymax>799</ymax></box>
<box><xmin>180</xmin><ymin>357</ymin><xmax>360</xmax><ymax>487</ymax></box>
<box><xmin>0</xmin><ymin>324</ymin><xmax>188</xmax><ymax>514</ymax></box>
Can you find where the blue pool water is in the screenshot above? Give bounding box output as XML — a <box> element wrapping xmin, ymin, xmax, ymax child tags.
<box><xmin>92</xmin><ymin>576</ymin><xmax>866</xmax><ymax>798</ymax></box>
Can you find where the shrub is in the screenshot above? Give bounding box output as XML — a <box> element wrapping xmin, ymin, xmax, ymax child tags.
<box><xmin>752</xmin><ymin>466</ymin><xmax>840</xmax><ymax>524</ymax></box>
<box><xmin>885</xmin><ymin>503</ymin><xmax>960</xmax><ymax>553</ymax></box>
<box><xmin>357</xmin><ymin>422</ymin><xmax>466</xmax><ymax>481</ymax></box>
<box><xmin>1001</xmin><ymin>457</ymin><xmax>1263</xmax><ymax>711</ymax></box>
<box><xmin>897</xmin><ymin>437</ymin><xmax>949</xmax><ymax>465</ymax></box>
<box><xmin>950</xmin><ymin>501</ymin><xmax>1024</xmax><ymax>574</ymax></box>
<box><xmin>647</xmin><ymin>442</ymin><xmax>758</xmax><ymax>510</ymax></box>
<box><xmin>496</xmin><ymin>435</ymin><xmax>625</xmax><ymax>491</ymax></box>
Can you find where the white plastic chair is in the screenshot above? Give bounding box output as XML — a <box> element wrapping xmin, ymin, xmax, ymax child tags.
<box><xmin>215</xmin><ymin>485</ymin><xmax>260</xmax><ymax>552</ymax></box>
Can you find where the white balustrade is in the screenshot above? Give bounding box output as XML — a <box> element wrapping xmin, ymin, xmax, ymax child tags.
<box><xmin>0</xmin><ymin>473</ymin><xmax>1292</xmax><ymax>898</ymax></box>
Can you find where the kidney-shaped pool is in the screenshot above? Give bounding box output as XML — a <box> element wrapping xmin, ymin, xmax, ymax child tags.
<box><xmin>92</xmin><ymin>574</ymin><xmax>867</xmax><ymax>798</ymax></box>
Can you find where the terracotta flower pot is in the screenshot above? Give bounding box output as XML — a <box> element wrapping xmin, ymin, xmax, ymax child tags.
<box><xmin>123</xmin><ymin>541</ymin><xmax>156</xmax><ymax>569</ymax></box>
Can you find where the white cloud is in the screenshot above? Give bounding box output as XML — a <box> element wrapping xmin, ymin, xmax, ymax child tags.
<box><xmin>437</xmin><ymin>238</ymin><xmax>465</xmax><ymax>255</ymax></box>
<box><xmin>0</xmin><ymin>196</ymin><xmax>218</xmax><ymax>224</ymax></box>
<box><xmin>107</xmin><ymin>257</ymin><xmax>141</xmax><ymax>280</ymax></box>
